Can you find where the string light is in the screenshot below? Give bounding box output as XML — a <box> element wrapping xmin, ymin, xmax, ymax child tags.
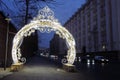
<box><xmin>12</xmin><ymin>6</ymin><xmax>76</xmax><ymax>65</ymax></box>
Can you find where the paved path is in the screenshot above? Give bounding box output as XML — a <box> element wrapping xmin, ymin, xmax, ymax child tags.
<box><xmin>1</xmin><ymin>56</ymin><xmax>120</xmax><ymax>80</ymax></box>
<box><xmin>0</xmin><ymin>56</ymin><xmax>91</xmax><ymax>80</ymax></box>
<box><xmin>0</xmin><ymin>68</ymin><xmax>12</xmax><ymax>79</ymax></box>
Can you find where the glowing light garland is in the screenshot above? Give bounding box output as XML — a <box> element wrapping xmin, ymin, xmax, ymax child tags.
<box><xmin>11</xmin><ymin>6</ymin><xmax>76</xmax><ymax>65</ymax></box>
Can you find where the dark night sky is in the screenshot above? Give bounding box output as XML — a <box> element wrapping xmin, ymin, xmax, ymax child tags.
<box><xmin>2</xmin><ymin>0</ymin><xmax>86</xmax><ymax>48</ymax></box>
<box><xmin>39</xmin><ymin>0</ymin><xmax>86</xmax><ymax>48</ymax></box>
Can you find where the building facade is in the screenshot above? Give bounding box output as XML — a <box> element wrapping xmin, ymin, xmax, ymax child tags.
<box><xmin>50</xmin><ymin>34</ymin><xmax>67</xmax><ymax>55</ymax></box>
<box><xmin>20</xmin><ymin>31</ymin><xmax>38</xmax><ymax>59</ymax></box>
<box><xmin>0</xmin><ymin>12</ymin><xmax>17</xmax><ymax>67</ymax></box>
<box><xmin>0</xmin><ymin>12</ymin><xmax>38</xmax><ymax>67</ymax></box>
<box><xmin>63</xmin><ymin>0</ymin><xmax>120</xmax><ymax>54</ymax></box>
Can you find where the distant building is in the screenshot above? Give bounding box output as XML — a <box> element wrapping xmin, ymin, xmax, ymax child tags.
<box><xmin>37</xmin><ymin>47</ymin><xmax>50</xmax><ymax>55</ymax></box>
<box><xmin>64</xmin><ymin>0</ymin><xmax>120</xmax><ymax>54</ymax></box>
<box><xmin>50</xmin><ymin>34</ymin><xmax>67</xmax><ymax>55</ymax></box>
<box><xmin>20</xmin><ymin>31</ymin><xmax>38</xmax><ymax>59</ymax></box>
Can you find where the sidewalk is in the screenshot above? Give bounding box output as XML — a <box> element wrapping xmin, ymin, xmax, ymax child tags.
<box><xmin>0</xmin><ymin>68</ymin><xmax>13</xmax><ymax>79</ymax></box>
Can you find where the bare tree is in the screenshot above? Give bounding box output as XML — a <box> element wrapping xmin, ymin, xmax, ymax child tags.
<box><xmin>13</xmin><ymin>0</ymin><xmax>58</xmax><ymax>28</ymax></box>
<box><xmin>0</xmin><ymin>0</ymin><xmax>61</xmax><ymax>29</ymax></box>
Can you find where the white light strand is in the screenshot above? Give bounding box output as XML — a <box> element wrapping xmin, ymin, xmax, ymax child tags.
<box><xmin>11</xmin><ymin>6</ymin><xmax>76</xmax><ymax>65</ymax></box>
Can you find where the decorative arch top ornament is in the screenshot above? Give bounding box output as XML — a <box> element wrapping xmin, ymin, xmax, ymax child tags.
<box><xmin>11</xmin><ymin>6</ymin><xmax>76</xmax><ymax>65</ymax></box>
<box><xmin>33</xmin><ymin>6</ymin><xmax>58</xmax><ymax>22</ymax></box>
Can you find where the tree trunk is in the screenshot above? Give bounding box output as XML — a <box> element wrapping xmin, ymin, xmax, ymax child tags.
<box><xmin>25</xmin><ymin>0</ymin><xmax>29</xmax><ymax>24</ymax></box>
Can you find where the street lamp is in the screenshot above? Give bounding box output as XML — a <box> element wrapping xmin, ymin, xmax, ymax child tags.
<box><xmin>4</xmin><ymin>18</ymin><xmax>11</xmax><ymax>70</ymax></box>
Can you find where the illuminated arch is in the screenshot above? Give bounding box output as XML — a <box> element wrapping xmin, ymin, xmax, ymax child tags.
<box><xmin>11</xmin><ymin>6</ymin><xmax>76</xmax><ymax>65</ymax></box>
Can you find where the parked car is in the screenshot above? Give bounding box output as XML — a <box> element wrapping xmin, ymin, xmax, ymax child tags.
<box><xmin>81</xmin><ymin>55</ymin><xmax>91</xmax><ymax>63</ymax></box>
<box><xmin>94</xmin><ymin>56</ymin><xmax>109</xmax><ymax>63</ymax></box>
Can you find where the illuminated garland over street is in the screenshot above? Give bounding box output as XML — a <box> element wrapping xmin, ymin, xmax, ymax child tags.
<box><xmin>11</xmin><ymin>6</ymin><xmax>76</xmax><ymax>65</ymax></box>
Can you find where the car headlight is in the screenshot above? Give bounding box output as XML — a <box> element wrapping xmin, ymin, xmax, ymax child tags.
<box><xmin>101</xmin><ymin>59</ymin><xmax>104</xmax><ymax>61</ymax></box>
<box><xmin>106</xmin><ymin>59</ymin><xmax>109</xmax><ymax>61</ymax></box>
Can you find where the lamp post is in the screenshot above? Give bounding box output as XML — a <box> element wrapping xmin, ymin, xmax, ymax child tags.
<box><xmin>4</xmin><ymin>18</ymin><xmax>11</xmax><ymax>70</ymax></box>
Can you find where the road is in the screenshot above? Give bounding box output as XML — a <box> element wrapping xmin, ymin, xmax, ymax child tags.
<box><xmin>1</xmin><ymin>56</ymin><xmax>120</xmax><ymax>80</ymax></box>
